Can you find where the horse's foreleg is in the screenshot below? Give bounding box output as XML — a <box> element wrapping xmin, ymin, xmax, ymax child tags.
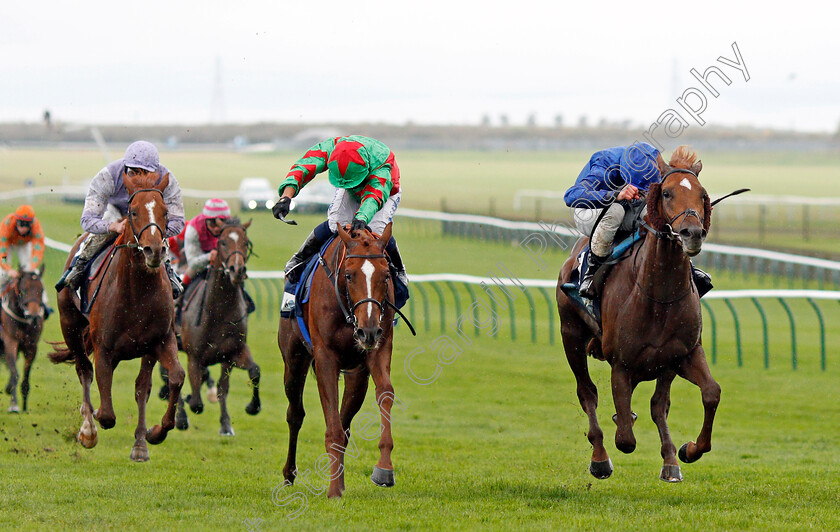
<box><xmin>337</xmin><ymin>366</ymin><xmax>370</xmax><ymax>493</ymax></box>
<box><xmin>282</xmin><ymin>351</ymin><xmax>312</xmax><ymax>486</ymax></box>
<box><xmin>561</xmin><ymin>323</ymin><xmax>611</xmax><ymax>478</ymax></box>
<box><xmin>218</xmin><ymin>362</ymin><xmax>234</xmax><ymax>436</ymax></box>
<box><xmin>21</xmin><ymin>345</ymin><xmax>36</xmax><ymax>412</ymax></box>
<box><xmin>651</xmin><ymin>372</ymin><xmax>682</xmax><ymax>482</ymax></box>
<box><xmin>130</xmin><ymin>355</ymin><xmax>155</xmax><ymax>462</ymax></box>
<box><xmin>3</xmin><ymin>339</ymin><xmax>20</xmax><ymax>413</ymax></box>
<box><xmin>313</xmin><ymin>354</ymin><xmax>345</xmax><ymax>498</ymax></box>
<box><xmin>75</xmin><ymin>354</ymin><xmax>97</xmax><ymax>448</ymax></box>
<box><xmin>677</xmin><ymin>345</ymin><xmax>720</xmax><ymax>464</ymax></box>
<box><xmin>232</xmin><ymin>346</ymin><xmax>261</xmax><ymax>416</ymax></box>
<box><xmin>368</xmin><ymin>346</ymin><xmax>397</xmax><ymax>489</ymax></box>
<box><xmin>93</xmin><ymin>352</ymin><xmax>117</xmax><ymax>429</ymax></box>
<box><xmin>611</xmin><ymin>367</ymin><xmax>637</xmax><ymax>454</ymax></box>
<box><xmin>147</xmin><ymin>335</ymin><xmax>184</xmax><ymax>445</ymax></box>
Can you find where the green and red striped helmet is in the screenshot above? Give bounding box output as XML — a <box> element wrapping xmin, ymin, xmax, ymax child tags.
<box><xmin>327</xmin><ymin>140</ymin><xmax>370</xmax><ymax>189</ymax></box>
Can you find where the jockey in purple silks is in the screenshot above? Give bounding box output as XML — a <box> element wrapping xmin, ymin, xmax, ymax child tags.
<box><xmin>55</xmin><ymin>141</ymin><xmax>185</xmax><ymax>297</ymax></box>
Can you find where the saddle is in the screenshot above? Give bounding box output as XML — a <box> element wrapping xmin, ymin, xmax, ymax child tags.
<box><xmin>75</xmin><ymin>236</ymin><xmax>118</xmax><ymax>316</ymax></box>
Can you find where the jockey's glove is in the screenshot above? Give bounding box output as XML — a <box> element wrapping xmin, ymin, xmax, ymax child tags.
<box><xmin>272</xmin><ymin>197</ymin><xmax>291</xmax><ymax>219</ymax></box>
<box><xmin>351</xmin><ymin>218</ymin><xmax>367</xmax><ymax>232</ymax></box>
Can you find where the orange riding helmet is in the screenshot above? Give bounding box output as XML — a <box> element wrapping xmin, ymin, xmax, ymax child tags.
<box><xmin>13</xmin><ymin>205</ymin><xmax>36</xmax><ymax>222</ymax></box>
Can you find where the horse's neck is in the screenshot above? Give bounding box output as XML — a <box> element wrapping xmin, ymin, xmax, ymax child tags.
<box><xmin>635</xmin><ymin>234</ymin><xmax>692</xmax><ymax>302</ymax></box>
<box><xmin>205</xmin><ymin>267</ymin><xmax>241</xmax><ymax>306</ymax></box>
<box><xmin>113</xmin><ymin>248</ymin><xmax>166</xmax><ymax>299</ymax></box>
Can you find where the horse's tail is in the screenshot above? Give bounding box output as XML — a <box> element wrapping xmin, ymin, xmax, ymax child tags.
<box><xmin>47</xmin><ymin>342</ymin><xmax>76</xmax><ymax>364</ymax></box>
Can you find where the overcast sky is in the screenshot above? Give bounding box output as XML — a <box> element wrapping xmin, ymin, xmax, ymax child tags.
<box><xmin>2</xmin><ymin>1</ymin><xmax>838</xmax><ymax>132</ymax></box>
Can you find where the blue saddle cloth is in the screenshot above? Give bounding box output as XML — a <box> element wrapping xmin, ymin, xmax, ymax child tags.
<box><xmin>561</xmin><ymin>229</ymin><xmax>644</xmax><ymax>325</ymax></box>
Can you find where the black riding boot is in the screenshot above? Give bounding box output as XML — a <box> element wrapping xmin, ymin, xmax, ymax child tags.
<box><xmin>165</xmin><ymin>260</ymin><xmax>183</xmax><ymax>299</ymax></box>
<box><xmin>384</xmin><ymin>237</ymin><xmax>408</xmax><ymax>287</ymax></box>
<box><xmin>284</xmin><ymin>221</ymin><xmax>332</xmax><ymax>285</ymax></box>
<box><xmin>56</xmin><ymin>255</ymin><xmax>89</xmax><ymax>292</ymax></box>
<box><xmin>692</xmin><ymin>265</ymin><xmax>714</xmax><ymax>298</ymax></box>
<box><xmin>579</xmin><ymin>252</ymin><xmax>606</xmax><ymax>300</ymax></box>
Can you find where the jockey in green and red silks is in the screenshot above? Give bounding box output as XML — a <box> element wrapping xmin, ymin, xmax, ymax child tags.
<box><xmin>273</xmin><ymin>135</ymin><xmax>408</xmax><ymax>309</ymax></box>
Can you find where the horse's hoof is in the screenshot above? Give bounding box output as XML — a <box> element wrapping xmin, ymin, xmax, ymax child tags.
<box><xmin>612</xmin><ymin>412</ymin><xmax>638</xmax><ymax>425</ymax></box>
<box><xmin>78</xmin><ymin>430</ymin><xmax>98</xmax><ymax>449</ymax></box>
<box><xmin>659</xmin><ymin>464</ymin><xmax>683</xmax><ymax>483</ymax></box>
<box><xmin>589</xmin><ymin>458</ymin><xmax>613</xmax><ymax>479</ymax></box>
<box><xmin>371</xmin><ymin>466</ymin><xmax>395</xmax><ymax>487</ymax></box>
<box><xmin>245</xmin><ymin>402</ymin><xmax>261</xmax><ymax>416</ymax></box>
<box><xmin>219</xmin><ymin>426</ymin><xmax>235</xmax><ymax>437</ymax></box>
<box><xmin>207</xmin><ymin>386</ymin><xmax>218</xmax><ymax>403</ymax></box>
<box><xmin>175</xmin><ymin>412</ymin><xmax>190</xmax><ymax>431</ymax></box>
<box><xmin>188</xmin><ymin>400</ymin><xmax>204</xmax><ymax>415</ymax></box>
<box><xmin>158</xmin><ymin>384</ymin><xmax>170</xmax><ymax>401</ymax></box>
<box><xmin>7</xmin><ymin>404</ymin><xmax>20</xmax><ymax>414</ymax></box>
<box><xmin>679</xmin><ymin>442</ymin><xmax>700</xmax><ymax>464</ymax></box>
<box><xmin>130</xmin><ymin>445</ymin><xmax>149</xmax><ymax>462</ymax></box>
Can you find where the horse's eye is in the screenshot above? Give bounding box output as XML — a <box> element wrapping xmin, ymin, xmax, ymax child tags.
<box><xmin>662</xmin><ymin>190</ymin><xmax>671</xmax><ymax>199</ymax></box>
<box><xmin>220</xmin><ymin>241</ymin><xmax>227</xmax><ymax>247</ymax></box>
<box><xmin>345</xmin><ymin>273</ymin><xmax>352</xmax><ymax>280</ymax></box>
<box><xmin>129</xmin><ymin>211</ymin><xmax>137</xmax><ymax>217</ymax></box>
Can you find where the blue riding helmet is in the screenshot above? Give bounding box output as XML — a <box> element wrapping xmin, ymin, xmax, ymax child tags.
<box><xmin>619</xmin><ymin>143</ymin><xmax>660</xmax><ymax>191</ymax></box>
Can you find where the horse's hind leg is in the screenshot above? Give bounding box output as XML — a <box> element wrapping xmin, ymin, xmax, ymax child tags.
<box><xmin>611</xmin><ymin>366</ymin><xmax>639</xmax><ymax>454</ymax></box>
<box><xmin>75</xmin><ymin>354</ymin><xmax>97</xmax><ymax>448</ymax></box>
<box><xmin>650</xmin><ymin>372</ymin><xmax>682</xmax><ymax>482</ymax></box>
<box><xmin>676</xmin><ymin>345</ymin><xmax>721</xmax><ymax>464</ymax></box>
<box><xmin>368</xmin><ymin>342</ymin><xmax>397</xmax><ymax>489</ymax></box>
<box><xmin>218</xmin><ymin>362</ymin><xmax>235</xmax><ymax>436</ymax></box>
<box><xmin>233</xmin><ymin>345</ymin><xmax>261</xmax><ymax>416</ymax></box>
<box><xmin>560</xmin><ymin>313</ymin><xmax>611</xmax><ymax>478</ymax></box>
<box><xmin>282</xmin><ymin>350</ymin><xmax>312</xmax><ymax>486</ymax></box>
<box><xmin>337</xmin><ymin>366</ymin><xmax>370</xmax><ymax>492</ymax></box>
<box><xmin>147</xmin><ymin>334</ymin><xmax>184</xmax><ymax>445</ymax></box>
<box><xmin>130</xmin><ymin>355</ymin><xmax>155</xmax><ymax>462</ymax></box>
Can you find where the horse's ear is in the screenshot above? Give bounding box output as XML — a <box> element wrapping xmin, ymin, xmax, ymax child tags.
<box><xmin>690</xmin><ymin>159</ymin><xmax>703</xmax><ymax>175</ymax></box>
<box><xmin>377</xmin><ymin>222</ymin><xmax>393</xmax><ymax>248</ymax></box>
<box><xmin>337</xmin><ymin>223</ymin><xmax>353</xmax><ymax>246</ymax></box>
<box><xmin>157</xmin><ymin>172</ymin><xmax>170</xmax><ymax>192</ymax></box>
<box><xmin>656</xmin><ymin>152</ymin><xmax>668</xmax><ymax>177</ymax></box>
<box><xmin>39</xmin><ymin>263</ymin><xmax>45</xmax><ymax>276</ymax></box>
<box><xmin>243</xmin><ymin>218</ymin><xmax>252</xmax><ymax>230</ymax></box>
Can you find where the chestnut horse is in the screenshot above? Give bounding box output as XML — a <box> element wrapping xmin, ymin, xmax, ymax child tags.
<box><xmin>49</xmin><ymin>171</ymin><xmax>184</xmax><ymax>462</ymax></box>
<box><xmin>180</xmin><ymin>218</ymin><xmax>261</xmax><ymax>435</ymax></box>
<box><xmin>2</xmin><ymin>267</ymin><xmax>46</xmax><ymax>412</ymax></box>
<box><xmin>279</xmin><ymin>223</ymin><xmax>398</xmax><ymax>498</ymax></box>
<box><xmin>557</xmin><ymin>146</ymin><xmax>720</xmax><ymax>482</ymax></box>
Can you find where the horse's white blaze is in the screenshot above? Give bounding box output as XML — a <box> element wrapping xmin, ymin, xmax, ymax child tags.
<box><xmin>145</xmin><ymin>200</ymin><xmax>157</xmax><ymax>235</ymax></box>
<box><xmin>361</xmin><ymin>259</ymin><xmax>375</xmax><ymax>318</ymax></box>
<box><xmin>679</xmin><ymin>178</ymin><xmax>692</xmax><ymax>190</ymax></box>
<box><xmin>229</xmin><ymin>232</ymin><xmax>239</xmax><ymax>242</ymax></box>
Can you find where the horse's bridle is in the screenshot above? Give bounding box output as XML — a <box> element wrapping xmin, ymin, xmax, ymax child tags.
<box><xmin>642</xmin><ymin>168</ymin><xmax>704</xmax><ymax>241</ymax></box>
<box><xmin>125</xmin><ymin>188</ymin><xmax>166</xmax><ymax>247</ymax></box>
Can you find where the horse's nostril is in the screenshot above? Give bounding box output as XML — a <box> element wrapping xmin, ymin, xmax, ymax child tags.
<box><xmin>701</xmin><ymin>229</ymin><xmax>708</xmax><ymax>239</ymax></box>
<box><xmin>679</xmin><ymin>228</ymin><xmax>692</xmax><ymax>238</ymax></box>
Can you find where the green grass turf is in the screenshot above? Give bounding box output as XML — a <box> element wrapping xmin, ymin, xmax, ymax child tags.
<box><xmin>0</xmin><ymin>197</ymin><xmax>837</xmax><ymax>529</ymax></box>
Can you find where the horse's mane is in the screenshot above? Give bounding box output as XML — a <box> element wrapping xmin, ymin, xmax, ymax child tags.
<box><xmin>222</xmin><ymin>217</ymin><xmax>242</xmax><ymax>227</ymax></box>
<box><xmin>668</xmin><ymin>146</ymin><xmax>698</xmax><ymax>170</ymax></box>
<box><xmin>129</xmin><ymin>172</ymin><xmax>162</xmax><ymax>190</ymax></box>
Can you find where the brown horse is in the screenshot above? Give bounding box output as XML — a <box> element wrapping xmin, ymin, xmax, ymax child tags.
<box><xmin>49</xmin><ymin>171</ymin><xmax>184</xmax><ymax>462</ymax></box>
<box><xmin>2</xmin><ymin>266</ymin><xmax>46</xmax><ymax>413</ymax></box>
<box><xmin>180</xmin><ymin>218</ymin><xmax>260</xmax><ymax>435</ymax></box>
<box><xmin>279</xmin><ymin>223</ymin><xmax>398</xmax><ymax>498</ymax></box>
<box><xmin>557</xmin><ymin>146</ymin><xmax>720</xmax><ymax>482</ymax></box>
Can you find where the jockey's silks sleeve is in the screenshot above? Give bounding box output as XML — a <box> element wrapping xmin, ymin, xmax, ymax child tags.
<box><xmin>279</xmin><ymin>138</ymin><xmax>337</xmax><ymax>195</ymax></box>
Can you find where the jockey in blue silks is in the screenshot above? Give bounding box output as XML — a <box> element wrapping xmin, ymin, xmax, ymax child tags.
<box><xmin>565</xmin><ymin>142</ymin><xmax>712</xmax><ymax>299</ymax></box>
<box><xmin>565</xmin><ymin>143</ymin><xmax>660</xmax><ymax>299</ymax></box>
